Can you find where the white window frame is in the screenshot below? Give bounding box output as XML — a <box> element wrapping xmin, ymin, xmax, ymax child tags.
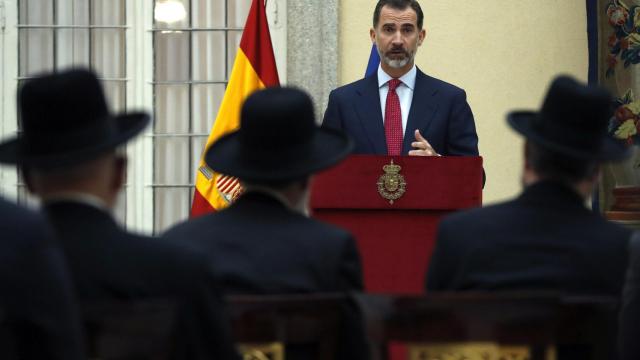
<box><xmin>126</xmin><ymin>0</ymin><xmax>154</xmax><ymax>232</ymax></box>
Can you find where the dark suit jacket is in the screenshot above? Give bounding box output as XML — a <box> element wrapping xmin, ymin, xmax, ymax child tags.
<box><xmin>0</xmin><ymin>198</ymin><xmax>84</xmax><ymax>360</ymax></box>
<box><xmin>43</xmin><ymin>200</ymin><xmax>238</xmax><ymax>360</ymax></box>
<box><xmin>163</xmin><ymin>192</ymin><xmax>363</xmax><ymax>294</ymax></box>
<box><xmin>620</xmin><ymin>233</ymin><xmax>640</xmax><ymax>360</ymax></box>
<box><xmin>322</xmin><ymin>68</ymin><xmax>479</xmax><ymax>156</ymax></box>
<box><xmin>426</xmin><ymin>181</ymin><xmax>631</xmax><ymax>295</ymax></box>
<box><xmin>163</xmin><ymin>192</ymin><xmax>366</xmax><ymax>360</ymax></box>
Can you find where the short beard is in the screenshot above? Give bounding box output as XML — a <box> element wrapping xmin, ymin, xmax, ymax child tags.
<box><xmin>383</xmin><ymin>57</ymin><xmax>410</xmax><ymax>69</ymax></box>
<box><xmin>378</xmin><ymin>48</ymin><xmax>415</xmax><ymax>69</ymax></box>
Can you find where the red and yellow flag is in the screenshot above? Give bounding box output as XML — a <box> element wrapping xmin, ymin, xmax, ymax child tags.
<box><xmin>191</xmin><ymin>0</ymin><xmax>279</xmax><ymax>217</ymax></box>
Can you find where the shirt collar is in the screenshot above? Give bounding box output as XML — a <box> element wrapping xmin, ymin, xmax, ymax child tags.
<box><xmin>377</xmin><ymin>64</ymin><xmax>417</xmax><ymax>91</ymax></box>
<box><xmin>518</xmin><ymin>180</ymin><xmax>587</xmax><ymax>208</ymax></box>
<box><xmin>42</xmin><ymin>192</ymin><xmax>111</xmax><ymax>213</ymax></box>
<box><xmin>243</xmin><ymin>186</ymin><xmax>309</xmax><ymax>216</ymax></box>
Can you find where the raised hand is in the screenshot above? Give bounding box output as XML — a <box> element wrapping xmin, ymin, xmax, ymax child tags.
<box><xmin>408</xmin><ymin>129</ymin><xmax>440</xmax><ymax>156</ymax></box>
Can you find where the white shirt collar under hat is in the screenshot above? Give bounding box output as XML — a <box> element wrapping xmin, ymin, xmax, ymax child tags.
<box><xmin>378</xmin><ymin>64</ymin><xmax>417</xmax><ymax>137</ymax></box>
<box><xmin>43</xmin><ymin>192</ymin><xmax>112</xmax><ymax>214</ymax></box>
<box><xmin>243</xmin><ymin>185</ymin><xmax>310</xmax><ymax>217</ymax></box>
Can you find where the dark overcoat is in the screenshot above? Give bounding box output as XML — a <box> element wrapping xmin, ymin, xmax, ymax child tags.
<box><xmin>44</xmin><ymin>200</ymin><xmax>239</xmax><ymax>360</ymax></box>
<box><xmin>426</xmin><ymin>181</ymin><xmax>631</xmax><ymax>295</ymax></box>
<box><xmin>0</xmin><ymin>198</ymin><xmax>84</xmax><ymax>360</ymax></box>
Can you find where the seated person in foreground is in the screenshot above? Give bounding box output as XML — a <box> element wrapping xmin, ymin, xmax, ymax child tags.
<box><xmin>620</xmin><ymin>233</ymin><xmax>640</xmax><ymax>360</ymax></box>
<box><xmin>0</xmin><ymin>197</ymin><xmax>84</xmax><ymax>360</ymax></box>
<box><xmin>164</xmin><ymin>87</ymin><xmax>366</xmax><ymax>359</ymax></box>
<box><xmin>164</xmin><ymin>87</ymin><xmax>363</xmax><ymax>294</ymax></box>
<box><xmin>0</xmin><ymin>69</ymin><xmax>238</xmax><ymax>360</ymax></box>
<box><xmin>426</xmin><ymin>76</ymin><xmax>631</xmax><ymax>295</ymax></box>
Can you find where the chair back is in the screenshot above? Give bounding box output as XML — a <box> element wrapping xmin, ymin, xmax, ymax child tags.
<box><xmin>357</xmin><ymin>293</ymin><xmax>618</xmax><ymax>360</ymax></box>
<box><xmin>228</xmin><ymin>293</ymin><xmax>367</xmax><ymax>360</ymax></box>
<box><xmin>82</xmin><ymin>299</ymin><xmax>177</xmax><ymax>360</ymax></box>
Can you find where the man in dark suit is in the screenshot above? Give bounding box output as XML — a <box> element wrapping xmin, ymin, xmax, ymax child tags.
<box><xmin>0</xmin><ymin>198</ymin><xmax>84</xmax><ymax>360</ymax></box>
<box><xmin>426</xmin><ymin>76</ymin><xmax>631</xmax><ymax>295</ymax></box>
<box><xmin>323</xmin><ymin>0</ymin><xmax>479</xmax><ymax>157</ymax></box>
<box><xmin>0</xmin><ymin>69</ymin><xmax>238</xmax><ymax>360</ymax></box>
<box><xmin>164</xmin><ymin>87</ymin><xmax>366</xmax><ymax>359</ymax></box>
<box><xmin>164</xmin><ymin>87</ymin><xmax>362</xmax><ymax>294</ymax></box>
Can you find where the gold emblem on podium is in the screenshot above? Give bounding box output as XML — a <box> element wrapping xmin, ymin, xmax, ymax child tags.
<box><xmin>377</xmin><ymin>159</ymin><xmax>406</xmax><ymax>204</ymax></box>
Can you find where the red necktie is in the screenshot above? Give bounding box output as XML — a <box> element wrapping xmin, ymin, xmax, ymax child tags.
<box><xmin>385</xmin><ymin>79</ymin><xmax>403</xmax><ymax>156</ymax></box>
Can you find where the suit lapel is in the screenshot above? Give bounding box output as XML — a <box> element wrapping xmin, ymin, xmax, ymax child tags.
<box><xmin>354</xmin><ymin>75</ymin><xmax>387</xmax><ymax>155</ymax></box>
<box><xmin>403</xmin><ymin>69</ymin><xmax>439</xmax><ymax>154</ymax></box>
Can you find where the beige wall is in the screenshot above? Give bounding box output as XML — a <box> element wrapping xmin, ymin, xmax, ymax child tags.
<box><xmin>338</xmin><ymin>0</ymin><xmax>588</xmax><ymax>204</ymax></box>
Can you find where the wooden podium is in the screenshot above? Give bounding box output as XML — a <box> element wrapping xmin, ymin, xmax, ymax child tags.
<box><xmin>310</xmin><ymin>155</ymin><xmax>483</xmax><ymax>294</ymax></box>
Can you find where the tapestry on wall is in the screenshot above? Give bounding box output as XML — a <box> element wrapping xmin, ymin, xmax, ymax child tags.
<box><xmin>589</xmin><ymin>0</ymin><xmax>640</xmax><ymax>216</ymax></box>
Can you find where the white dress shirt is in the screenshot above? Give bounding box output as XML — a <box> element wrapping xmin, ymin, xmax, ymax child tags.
<box><xmin>378</xmin><ymin>64</ymin><xmax>417</xmax><ymax>137</ymax></box>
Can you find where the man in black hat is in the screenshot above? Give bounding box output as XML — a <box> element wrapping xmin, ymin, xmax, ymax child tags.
<box><xmin>164</xmin><ymin>86</ymin><xmax>362</xmax><ymax>294</ymax></box>
<box><xmin>425</xmin><ymin>75</ymin><xmax>631</xmax><ymax>295</ymax></box>
<box><xmin>0</xmin><ymin>198</ymin><xmax>84</xmax><ymax>360</ymax></box>
<box><xmin>0</xmin><ymin>69</ymin><xmax>238</xmax><ymax>359</ymax></box>
<box><xmin>163</xmin><ymin>87</ymin><xmax>366</xmax><ymax>359</ymax></box>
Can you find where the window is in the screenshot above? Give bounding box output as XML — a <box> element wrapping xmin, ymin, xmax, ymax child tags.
<box><xmin>2</xmin><ymin>0</ymin><xmax>286</xmax><ymax>234</ymax></box>
<box><xmin>15</xmin><ymin>0</ymin><xmax>129</xmax><ymax>223</ymax></box>
<box><xmin>152</xmin><ymin>0</ymin><xmax>251</xmax><ymax>233</ymax></box>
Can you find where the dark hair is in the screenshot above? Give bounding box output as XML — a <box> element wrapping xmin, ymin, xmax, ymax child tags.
<box><xmin>526</xmin><ymin>141</ymin><xmax>599</xmax><ymax>184</ymax></box>
<box><xmin>373</xmin><ymin>0</ymin><xmax>424</xmax><ymax>29</ymax></box>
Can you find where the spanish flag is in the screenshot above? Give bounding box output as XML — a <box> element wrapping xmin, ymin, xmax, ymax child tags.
<box><xmin>191</xmin><ymin>0</ymin><xmax>279</xmax><ymax>216</ymax></box>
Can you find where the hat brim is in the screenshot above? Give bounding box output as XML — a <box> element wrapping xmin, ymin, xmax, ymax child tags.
<box><xmin>0</xmin><ymin>112</ymin><xmax>150</xmax><ymax>169</ymax></box>
<box><xmin>507</xmin><ymin>111</ymin><xmax>630</xmax><ymax>161</ymax></box>
<box><xmin>204</xmin><ymin>127</ymin><xmax>354</xmax><ymax>182</ymax></box>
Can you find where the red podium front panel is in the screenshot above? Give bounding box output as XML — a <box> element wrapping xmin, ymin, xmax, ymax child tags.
<box><xmin>310</xmin><ymin>155</ymin><xmax>483</xmax><ymax>294</ymax></box>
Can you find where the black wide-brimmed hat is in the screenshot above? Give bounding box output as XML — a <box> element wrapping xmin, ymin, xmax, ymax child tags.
<box><xmin>0</xmin><ymin>69</ymin><xmax>150</xmax><ymax>169</ymax></box>
<box><xmin>508</xmin><ymin>75</ymin><xmax>629</xmax><ymax>161</ymax></box>
<box><xmin>205</xmin><ymin>87</ymin><xmax>353</xmax><ymax>182</ymax></box>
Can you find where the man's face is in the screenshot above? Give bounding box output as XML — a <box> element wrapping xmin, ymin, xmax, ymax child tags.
<box><xmin>371</xmin><ymin>5</ymin><xmax>425</xmax><ymax>70</ymax></box>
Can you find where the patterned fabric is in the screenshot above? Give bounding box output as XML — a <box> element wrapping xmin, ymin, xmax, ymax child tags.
<box><xmin>385</xmin><ymin>78</ymin><xmax>403</xmax><ymax>155</ymax></box>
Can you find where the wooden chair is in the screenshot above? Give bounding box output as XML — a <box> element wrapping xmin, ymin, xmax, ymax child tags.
<box><xmin>228</xmin><ymin>293</ymin><xmax>368</xmax><ymax>360</ymax></box>
<box><xmin>81</xmin><ymin>294</ymin><xmax>365</xmax><ymax>360</ymax></box>
<box><xmin>81</xmin><ymin>299</ymin><xmax>177</xmax><ymax>360</ymax></box>
<box><xmin>357</xmin><ymin>293</ymin><xmax>619</xmax><ymax>360</ymax></box>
